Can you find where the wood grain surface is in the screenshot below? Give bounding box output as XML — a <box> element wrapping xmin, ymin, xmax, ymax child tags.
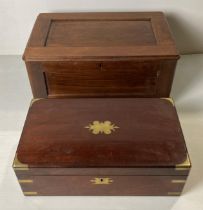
<box><xmin>16</xmin><ymin>98</ymin><xmax>188</xmax><ymax>168</ymax></box>
<box><xmin>23</xmin><ymin>12</ymin><xmax>179</xmax><ymax>98</ymax></box>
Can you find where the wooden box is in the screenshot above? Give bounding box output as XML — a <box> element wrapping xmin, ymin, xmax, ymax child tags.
<box><xmin>13</xmin><ymin>98</ymin><xmax>191</xmax><ymax>196</ymax></box>
<box><xmin>23</xmin><ymin>12</ymin><xmax>180</xmax><ymax>98</ymax></box>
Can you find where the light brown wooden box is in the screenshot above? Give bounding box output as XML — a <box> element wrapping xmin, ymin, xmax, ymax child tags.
<box><xmin>23</xmin><ymin>12</ymin><xmax>180</xmax><ymax>98</ymax></box>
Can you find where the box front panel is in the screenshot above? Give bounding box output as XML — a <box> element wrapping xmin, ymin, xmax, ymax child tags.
<box><xmin>26</xmin><ymin>58</ymin><xmax>177</xmax><ymax>98</ymax></box>
<box><xmin>42</xmin><ymin>60</ymin><xmax>162</xmax><ymax>98</ymax></box>
<box><xmin>16</xmin><ymin>175</ymin><xmax>187</xmax><ymax>196</ymax></box>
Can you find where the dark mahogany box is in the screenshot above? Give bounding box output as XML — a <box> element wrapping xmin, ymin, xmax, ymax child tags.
<box><xmin>23</xmin><ymin>12</ymin><xmax>179</xmax><ymax>98</ymax></box>
<box><xmin>13</xmin><ymin>98</ymin><xmax>191</xmax><ymax>196</ymax></box>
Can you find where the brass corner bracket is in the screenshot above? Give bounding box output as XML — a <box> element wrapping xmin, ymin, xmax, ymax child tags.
<box><xmin>13</xmin><ymin>153</ymin><xmax>29</xmax><ymax>170</ymax></box>
<box><xmin>161</xmin><ymin>98</ymin><xmax>174</xmax><ymax>106</ymax></box>
<box><xmin>175</xmin><ymin>154</ymin><xmax>191</xmax><ymax>170</ymax></box>
<box><xmin>30</xmin><ymin>98</ymin><xmax>43</xmax><ymax>107</ymax></box>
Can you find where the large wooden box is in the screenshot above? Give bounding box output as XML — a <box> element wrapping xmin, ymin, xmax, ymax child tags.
<box><xmin>13</xmin><ymin>98</ymin><xmax>191</xmax><ymax>196</ymax></box>
<box><xmin>23</xmin><ymin>12</ymin><xmax>179</xmax><ymax>98</ymax></box>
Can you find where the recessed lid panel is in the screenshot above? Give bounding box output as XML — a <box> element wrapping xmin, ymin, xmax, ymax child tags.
<box><xmin>23</xmin><ymin>12</ymin><xmax>179</xmax><ymax>61</ymax></box>
<box><xmin>46</xmin><ymin>20</ymin><xmax>156</xmax><ymax>47</ymax></box>
<box><xmin>16</xmin><ymin>98</ymin><xmax>188</xmax><ymax>168</ymax></box>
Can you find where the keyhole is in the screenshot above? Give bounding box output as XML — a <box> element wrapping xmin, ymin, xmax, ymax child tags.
<box><xmin>99</xmin><ymin>63</ymin><xmax>103</xmax><ymax>70</ymax></box>
<box><xmin>100</xmin><ymin>178</ymin><xmax>103</xmax><ymax>182</ymax></box>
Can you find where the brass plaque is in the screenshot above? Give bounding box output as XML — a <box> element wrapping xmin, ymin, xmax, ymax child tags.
<box><xmin>85</xmin><ymin>121</ymin><xmax>119</xmax><ymax>135</ymax></box>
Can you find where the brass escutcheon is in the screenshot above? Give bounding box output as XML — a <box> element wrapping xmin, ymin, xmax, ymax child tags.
<box><xmin>91</xmin><ymin>177</ymin><xmax>113</xmax><ymax>185</ymax></box>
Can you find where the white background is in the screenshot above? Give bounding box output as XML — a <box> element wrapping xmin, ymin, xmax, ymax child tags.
<box><xmin>0</xmin><ymin>1</ymin><xmax>203</xmax><ymax>209</ymax></box>
<box><xmin>0</xmin><ymin>0</ymin><xmax>203</xmax><ymax>54</ymax></box>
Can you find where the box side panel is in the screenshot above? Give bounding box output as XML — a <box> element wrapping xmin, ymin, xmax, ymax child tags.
<box><xmin>25</xmin><ymin>62</ymin><xmax>48</xmax><ymax>98</ymax></box>
<box><xmin>156</xmin><ymin>59</ymin><xmax>178</xmax><ymax>97</ymax></box>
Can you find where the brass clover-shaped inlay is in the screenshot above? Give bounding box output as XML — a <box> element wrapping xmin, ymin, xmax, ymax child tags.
<box><xmin>85</xmin><ymin>121</ymin><xmax>119</xmax><ymax>135</ymax></box>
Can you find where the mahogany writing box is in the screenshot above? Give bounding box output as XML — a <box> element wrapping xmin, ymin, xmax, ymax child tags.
<box><xmin>13</xmin><ymin>98</ymin><xmax>191</xmax><ymax>196</ymax></box>
<box><xmin>23</xmin><ymin>12</ymin><xmax>179</xmax><ymax>98</ymax></box>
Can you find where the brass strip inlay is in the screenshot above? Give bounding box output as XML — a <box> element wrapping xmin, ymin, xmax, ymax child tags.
<box><xmin>175</xmin><ymin>167</ymin><xmax>190</xmax><ymax>171</ymax></box>
<box><xmin>23</xmin><ymin>191</ymin><xmax>38</xmax><ymax>195</ymax></box>
<box><xmin>171</xmin><ymin>180</ymin><xmax>186</xmax><ymax>184</ymax></box>
<box><xmin>30</xmin><ymin>98</ymin><xmax>43</xmax><ymax>107</ymax></box>
<box><xmin>13</xmin><ymin>153</ymin><xmax>28</xmax><ymax>170</ymax></box>
<box><xmin>91</xmin><ymin>177</ymin><xmax>113</xmax><ymax>185</ymax></box>
<box><xmin>168</xmin><ymin>192</ymin><xmax>181</xmax><ymax>196</ymax></box>
<box><xmin>19</xmin><ymin>180</ymin><xmax>33</xmax><ymax>183</ymax></box>
<box><xmin>161</xmin><ymin>97</ymin><xmax>174</xmax><ymax>106</ymax></box>
<box><xmin>175</xmin><ymin>154</ymin><xmax>191</xmax><ymax>170</ymax></box>
<box><xmin>14</xmin><ymin>168</ymin><xmax>29</xmax><ymax>171</ymax></box>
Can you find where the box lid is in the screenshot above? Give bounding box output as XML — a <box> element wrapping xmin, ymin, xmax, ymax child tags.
<box><xmin>23</xmin><ymin>12</ymin><xmax>179</xmax><ymax>61</ymax></box>
<box><xmin>14</xmin><ymin>98</ymin><xmax>190</xmax><ymax>175</ymax></box>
